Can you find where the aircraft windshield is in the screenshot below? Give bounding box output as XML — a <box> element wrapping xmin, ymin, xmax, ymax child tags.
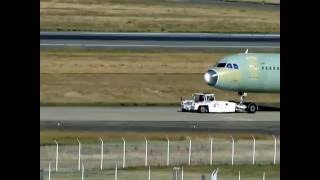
<box><xmin>233</xmin><ymin>64</ymin><xmax>238</xmax><ymax>69</ymax></box>
<box><xmin>215</xmin><ymin>63</ymin><xmax>239</xmax><ymax>69</ymax></box>
<box><xmin>216</xmin><ymin>63</ymin><xmax>226</xmax><ymax>67</ymax></box>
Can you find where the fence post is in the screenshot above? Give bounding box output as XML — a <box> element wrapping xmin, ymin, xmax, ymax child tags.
<box><xmin>166</xmin><ymin>136</ymin><xmax>170</xmax><ymax>166</ymax></box>
<box><xmin>231</xmin><ymin>136</ymin><xmax>234</xmax><ymax>166</ymax></box>
<box><xmin>251</xmin><ymin>135</ymin><xmax>256</xmax><ymax>165</ymax></box>
<box><xmin>272</xmin><ymin>135</ymin><xmax>277</xmax><ymax>165</ymax></box>
<box><xmin>99</xmin><ymin>137</ymin><xmax>104</xmax><ymax>170</ymax></box>
<box><xmin>54</xmin><ymin>140</ymin><xmax>59</xmax><ymax>171</ymax></box>
<box><xmin>210</xmin><ymin>136</ymin><xmax>213</xmax><ymax>165</ymax></box>
<box><xmin>48</xmin><ymin>162</ymin><xmax>51</xmax><ymax>180</ymax></box>
<box><xmin>238</xmin><ymin>170</ymin><xmax>241</xmax><ymax>180</ymax></box>
<box><xmin>181</xmin><ymin>166</ymin><xmax>184</xmax><ymax>180</ymax></box>
<box><xmin>81</xmin><ymin>163</ymin><xmax>84</xmax><ymax>180</ymax></box>
<box><xmin>115</xmin><ymin>164</ymin><xmax>118</xmax><ymax>180</ymax></box>
<box><xmin>187</xmin><ymin>136</ymin><xmax>191</xmax><ymax>165</ymax></box>
<box><xmin>77</xmin><ymin>138</ymin><xmax>81</xmax><ymax>171</ymax></box>
<box><xmin>262</xmin><ymin>172</ymin><xmax>265</xmax><ymax>180</ymax></box>
<box><xmin>144</xmin><ymin>136</ymin><xmax>148</xmax><ymax>167</ymax></box>
<box><xmin>121</xmin><ymin>137</ymin><xmax>126</xmax><ymax>168</ymax></box>
<box><xmin>148</xmin><ymin>165</ymin><xmax>151</xmax><ymax>180</ymax></box>
<box><xmin>211</xmin><ymin>168</ymin><xmax>218</xmax><ymax>180</ymax></box>
<box><xmin>173</xmin><ymin>167</ymin><xmax>180</xmax><ymax>180</ymax></box>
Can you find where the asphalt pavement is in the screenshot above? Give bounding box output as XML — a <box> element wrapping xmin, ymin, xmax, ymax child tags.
<box><xmin>40</xmin><ymin>106</ymin><xmax>280</xmax><ymax>134</ymax></box>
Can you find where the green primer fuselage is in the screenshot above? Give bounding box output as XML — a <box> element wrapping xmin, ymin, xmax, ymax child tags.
<box><xmin>208</xmin><ymin>53</ymin><xmax>280</xmax><ymax>93</ymax></box>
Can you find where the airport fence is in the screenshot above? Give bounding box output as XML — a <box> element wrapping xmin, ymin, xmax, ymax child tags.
<box><xmin>40</xmin><ymin>136</ymin><xmax>280</xmax><ymax>172</ymax></box>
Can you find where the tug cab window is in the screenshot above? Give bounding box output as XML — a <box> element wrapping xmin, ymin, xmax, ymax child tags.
<box><xmin>226</xmin><ymin>63</ymin><xmax>233</xmax><ymax>69</ymax></box>
<box><xmin>194</xmin><ymin>94</ymin><xmax>205</xmax><ymax>102</ymax></box>
<box><xmin>216</xmin><ymin>63</ymin><xmax>226</xmax><ymax>68</ymax></box>
<box><xmin>207</xmin><ymin>95</ymin><xmax>215</xmax><ymax>101</ymax></box>
<box><xmin>233</xmin><ymin>64</ymin><xmax>238</xmax><ymax>69</ymax></box>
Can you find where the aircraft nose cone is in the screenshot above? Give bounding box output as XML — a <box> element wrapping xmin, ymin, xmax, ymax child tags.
<box><xmin>204</xmin><ymin>70</ymin><xmax>218</xmax><ymax>86</ymax></box>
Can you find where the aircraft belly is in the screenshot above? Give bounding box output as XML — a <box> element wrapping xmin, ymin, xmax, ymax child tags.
<box><xmin>263</xmin><ymin>73</ymin><xmax>280</xmax><ymax>92</ymax></box>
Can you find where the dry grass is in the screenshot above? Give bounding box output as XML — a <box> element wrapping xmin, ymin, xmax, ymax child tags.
<box><xmin>40</xmin><ymin>130</ymin><xmax>275</xmax><ymax>145</ymax></box>
<box><xmin>40</xmin><ymin>73</ymin><xmax>279</xmax><ymax>104</ymax></box>
<box><xmin>227</xmin><ymin>0</ymin><xmax>280</xmax><ymax>4</ymax></box>
<box><xmin>40</xmin><ymin>0</ymin><xmax>279</xmax><ymax>33</ymax></box>
<box><xmin>40</xmin><ymin>51</ymin><xmax>227</xmax><ymax>74</ymax></box>
<box><xmin>40</xmin><ymin>51</ymin><xmax>280</xmax><ymax>105</ymax></box>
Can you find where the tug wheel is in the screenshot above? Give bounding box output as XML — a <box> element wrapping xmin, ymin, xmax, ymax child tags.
<box><xmin>199</xmin><ymin>106</ymin><xmax>208</xmax><ymax>113</ymax></box>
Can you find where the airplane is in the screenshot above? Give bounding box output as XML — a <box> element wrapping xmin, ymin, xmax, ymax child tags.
<box><xmin>203</xmin><ymin>50</ymin><xmax>280</xmax><ymax>112</ymax></box>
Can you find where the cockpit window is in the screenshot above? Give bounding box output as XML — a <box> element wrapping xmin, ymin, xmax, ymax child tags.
<box><xmin>216</xmin><ymin>63</ymin><xmax>226</xmax><ymax>68</ymax></box>
<box><xmin>215</xmin><ymin>63</ymin><xmax>238</xmax><ymax>69</ymax></box>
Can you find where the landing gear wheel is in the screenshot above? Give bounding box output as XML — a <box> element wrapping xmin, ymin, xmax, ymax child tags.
<box><xmin>238</xmin><ymin>92</ymin><xmax>247</xmax><ymax>105</ymax></box>
<box><xmin>199</xmin><ymin>106</ymin><xmax>208</xmax><ymax>113</ymax></box>
<box><xmin>247</xmin><ymin>103</ymin><xmax>258</xmax><ymax>113</ymax></box>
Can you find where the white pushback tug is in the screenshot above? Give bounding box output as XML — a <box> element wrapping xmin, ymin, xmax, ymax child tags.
<box><xmin>180</xmin><ymin>93</ymin><xmax>258</xmax><ymax>113</ymax></box>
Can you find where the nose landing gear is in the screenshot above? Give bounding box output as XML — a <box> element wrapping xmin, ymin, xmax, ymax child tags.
<box><xmin>237</xmin><ymin>92</ymin><xmax>258</xmax><ymax>113</ymax></box>
<box><xmin>238</xmin><ymin>92</ymin><xmax>247</xmax><ymax>104</ymax></box>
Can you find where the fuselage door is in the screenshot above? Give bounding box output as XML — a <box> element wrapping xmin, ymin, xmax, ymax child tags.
<box><xmin>247</xmin><ymin>56</ymin><xmax>259</xmax><ymax>80</ymax></box>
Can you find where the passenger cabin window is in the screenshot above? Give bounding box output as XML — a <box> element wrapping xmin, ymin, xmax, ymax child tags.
<box><xmin>262</xmin><ymin>66</ymin><xmax>264</xmax><ymax>70</ymax></box>
<box><xmin>233</xmin><ymin>64</ymin><xmax>238</xmax><ymax>69</ymax></box>
<box><xmin>277</xmin><ymin>67</ymin><xmax>280</xmax><ymax>70</ymax></box>
<box><xmin>226</xmin><ymin>63</ymin><xmax>233</xmax><ymax>69</ymax></box>
<box><xmin>273</xmin><ymin>67</ymin><xmax>275</xmax><ymax>70</ymax></box>
<box><xmin>216</xmin><ymin>63</ymin><xmax>226</xmax><ymax>68</ymax></box>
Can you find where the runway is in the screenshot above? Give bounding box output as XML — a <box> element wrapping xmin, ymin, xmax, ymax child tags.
<box><xmin>40</xmin><ymin>32</ymin><xmax>280</xmax><ymax>50</ymax></box>
<box><xmin>40</xmin><ymin>106</ymin><xmax>280</xmax><ymax>134</ymax></box>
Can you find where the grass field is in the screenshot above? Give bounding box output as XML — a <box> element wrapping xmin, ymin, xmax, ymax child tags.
<box><xmin>40</xmin><ymin>51</ymin><xmax>226</xmax><ymax>74</ymax></box>
<box><xmin>42</xmin><ymin>165</ymin><xmax>280</xmax><ymax>180</ymax></box>
<box><xmin>227</xmin><ymin>0</ymin><xmax>280</xmax><ymax>4</ymax></box>
<box><xmin>40</xmin><ymin>130</ymin><xmax>275</xmax><ymax>145</ymax></box>
<box><xmin>40</xmin><ymin>50</ymin><xmax>280</xmax><ymax>105</ymax></box>
<box><xmin>40</xmin><ymin>0</ymin><xmax>279</xmax><ymax>33</ymax></box>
